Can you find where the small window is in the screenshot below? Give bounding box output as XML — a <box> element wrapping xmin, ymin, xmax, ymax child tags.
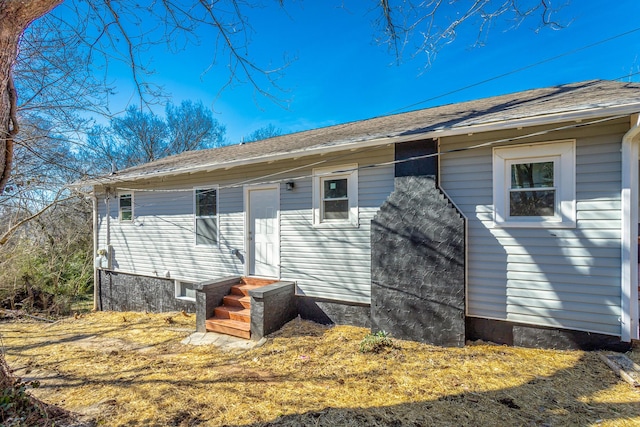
<box><xmin>323</xmin><ymin>178</ymin><xmax>349</xmax><ymax>220</ymax></box>
<box><xmin>493</xmin><ymin>140</ymin><xmax>575</xmax><ymax>228</ymax></box>
<box><xmin>119</xmin><ymin>193</ymin><xmax>133</xmax><ymax>222</ymax></box>
<box><xmin>195</xmin><ymin>188</ymin><xmax>218</xmax><ymax>245</ymax></box>
<box><xmin>313</xmin><ymin>164</ymin><xmax>358</xmax><ymax>226</ymax></box>
<box><xmin>175</xmin><ymin>281</ymin><xmax>196</xmax><ymax>301</ymax></box>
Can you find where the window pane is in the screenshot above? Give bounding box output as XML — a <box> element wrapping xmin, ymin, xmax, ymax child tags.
<box><xmin>323</xmin><ymin>200</ymin><xmax>349</xmax><ymax>220</ymax></box>
<box><xmin>196</xmin><ymin>189</ymin><xmax>216</xmax><ymax>216</ymax></box>
<box><xmin>510</xmin><ymin>190</ymin><xmax>555</xmax><ymax>216</ymax></box>
<box><xmin>180</xmin><ymin>283</ymin><xmax>196</xmax><ymax>299</ymax></box>
<box><xmin>120</xmin><ymin>195</ymin><xmax>131</xmax><ymax>208</ymax></box>
<box><xmin>511</xmin><ymin>162</ymin><xmax>554</xmax><ymax>189</ymax></box>
<box><xmin>119</xmin><ymin>194</ymin><xmax>132</xmax><ymax>221</ymax></box>
<box><xmin>196</xmin><ymin>217</ymin><xmax>217</xmax><ymax>244</ymax></box>
<box><xmin>323</xmin><ymin>178</ymin><xmax>347</xmax><ymax>199</ymax></box>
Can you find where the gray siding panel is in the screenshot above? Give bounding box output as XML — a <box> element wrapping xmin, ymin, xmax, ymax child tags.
<box><xmin>104</xmin><ymin>188</ymin><xmax>243</xmax><ymax>282</ymax></box>
<box><xmin>95</xmin><ymin>146</ymin><xmax>395</xmax><ymax>305</ymax></box>
<box><xmin>279</xmin><ymin>147</ymin><xmax>395</xmax><ymax>303</ymax></box>
<box><xmin>441</xmin><ymin>119</ymin><xmax>628</xmax><ymax>336</ymax></box>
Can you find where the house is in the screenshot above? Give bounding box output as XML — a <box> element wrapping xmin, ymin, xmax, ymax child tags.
<box><xmin>79</xmin><ymin>80</ymin><xmax>640</xmax><ymax>350</ymax></box>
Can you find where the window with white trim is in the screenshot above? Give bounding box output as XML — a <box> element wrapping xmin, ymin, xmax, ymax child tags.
<box><xmin>194</xmin><ymin>187</ymin><xmax>218</xmax><ymax>245</ymax></box>
<box><xmin>175</xmin><ymin>280</ymin><xmax>196</xmax><ymax>301</ymax></box>
<box><xmin>493</xmin><ymin>140</ymin><xmax>575</xmax><ymax>228</ymax></box>
<box><xmin>119</xmin><ymin>193</ymin><xmax>133</xmax><ymax>222</ymax></box>
<box><xmin>313</xmin><ymin>164</ymin><xmax>358</xmax><ymax>226</ymax></box>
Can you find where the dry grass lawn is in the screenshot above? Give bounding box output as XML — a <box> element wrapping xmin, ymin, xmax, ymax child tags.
<box><xmin>0</xmin><ymin>311</ymin><xmax>639</xmax><ymax>426</ymax></box>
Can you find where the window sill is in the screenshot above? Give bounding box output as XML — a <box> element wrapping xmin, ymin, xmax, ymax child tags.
<box><xmin>194</xmin><ymin>243</ymin><xmax>220</xmax><ymax>248</ymax></box>
<box><xmin>175</xmin><ymin>296</ymin><xmax>196</xmax><ymax>302</ymax></box>
<box><xmin>312</xmin><ymin>221</ymin><xmax>360</xmax><ymax>230</ymax></box>
<box><xmin>493</xmin><ymin>220</ymin><xmax>576</xmax><ymax>229</ymax></box>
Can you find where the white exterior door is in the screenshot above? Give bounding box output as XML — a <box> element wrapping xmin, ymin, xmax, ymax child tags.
<box><xmin>247</xmin><ymin>186</ymin><xmax>279</xmax><ymax>278</ymax></box>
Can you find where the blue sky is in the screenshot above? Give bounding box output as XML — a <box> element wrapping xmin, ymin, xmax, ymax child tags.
<box><xmin>94</xmin><ymin>1</ymin><xmax>640</xmax><ymax>144</ymax></box>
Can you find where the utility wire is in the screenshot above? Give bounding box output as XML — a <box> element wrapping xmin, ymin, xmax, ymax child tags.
<box><xmin>386</xmin><ymin>26</ymin><xmax>640</xmax><ymax>115</ymax></box>
<box><xmin>115</xmin><ymin>115</ymin><xmax>624</xmax><ymax>199</ymax></box>
<box><xmin>51</xmin><ymin>26</ymin><xmax>640</xmax><ymax>206</ymax></box>
<box><xmin>97</xmin><ymin>27</ymin><xmax>640</xmax><ymax>198</ymax></box>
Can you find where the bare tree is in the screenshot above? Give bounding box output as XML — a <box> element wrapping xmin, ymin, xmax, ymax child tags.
<box><xmin>0</xmin><ymin>0</ymin><xmax>567</xmax><ymax>195</ymax></box>
<box><xmin>79</xmin><ymin>100</ymin><xmax>226</xmax><ymax>174</ymax></box>
<box><xmin>0</xmin><ymin>0</ymin><xmax>291</xmax><ymax>195</ymax></box>
<box><xmin>79</xmin><ymin>124</ymin><xmax>120</xmax><ymax>176</ymax></box>
<box><xmin>375</xmin><ymin>0</ymin><xmax>566</xmax><ymax>66</ymax></box>
<box><xmin>0</xmin><ymin>113</ymin><xmax>82</xmax><ymax>243</ymax></box>
<box><xmin>111</xmin><ymin>106</ymin><xmax>168</xmax><ymax>166</ymax></box>
<box><xmin>165</xmin><ymin>100</ymin><xmax>227</xmax><ymax>155</ymax></box>
<box><xmin>243</xmin><ymin>123</ymin><xmax>282</xmax><ymax>143</ymax></box>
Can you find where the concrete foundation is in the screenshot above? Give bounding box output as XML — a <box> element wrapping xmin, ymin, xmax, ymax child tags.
<box><xmin>466</xmin><ymin>317</ymin><xmax>631</xmax><ymax>351</ymax></box>
<box><xmin>97</xmin><ymin>270</ymin><xmax>195</xmax><ymax>313</ymax></box>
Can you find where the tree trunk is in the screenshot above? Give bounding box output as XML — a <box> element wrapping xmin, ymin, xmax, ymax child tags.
<box><xmin>0</xmin><ymin>0</ymin><xmax>63</xmax><ymax>194</ymax></box>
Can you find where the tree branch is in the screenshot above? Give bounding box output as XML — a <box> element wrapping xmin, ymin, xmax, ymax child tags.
<box><xmin>375</xmin><ymin>0</ymin><xmax>567</xmax><ymax>66</ymax></box>
<box><xmin>0</xmin><ymin>193</ymin><xmax>75</xmax><ymax>246</ymax></box>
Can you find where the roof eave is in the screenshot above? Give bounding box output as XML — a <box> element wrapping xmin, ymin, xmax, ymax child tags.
<box><xmin>77</xmin><ymin>103</ymin><xmax>640</xmax><ymax>188</ymax></box>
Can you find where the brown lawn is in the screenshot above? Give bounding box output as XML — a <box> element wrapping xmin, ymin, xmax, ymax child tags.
<box><xmin>0</xmin><ymin>311</ymin><xmax>638</xmax><ymax>426</ymax></box>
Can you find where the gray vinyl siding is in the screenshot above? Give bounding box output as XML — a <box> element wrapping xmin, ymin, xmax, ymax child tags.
<box><xmin>279</xmin><ymin>146</ymin><xmax>394</xmax><ymax>303</ymax></box>
<box><xmin>97</xmin><ymin>187</ymin><xmax>243</xmax><ymax>282</ymax></box>
<box><xmin>95</xmin><ymin>145</ymin><xmax>394</xmax><ymax>304</ymax></box>
<box><xmin>440</xmin><ymin>119</ymin><xmax>628</xmax><ymax>336</ymax></box>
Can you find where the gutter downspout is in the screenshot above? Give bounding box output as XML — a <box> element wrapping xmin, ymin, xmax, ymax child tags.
<box><xmin>96</xmin><ymin>187</ymin><xmax>112</xmax><ymax>312</ymax></box>
<box><xmin>621</xmin><ymin>113</ymin><xmax>640</xmax><ymax>342</ymax></box>
<box><xmin>92</xmin><ymin>192</ymin><xmax>99</xmax><ymax>311</ymax></box>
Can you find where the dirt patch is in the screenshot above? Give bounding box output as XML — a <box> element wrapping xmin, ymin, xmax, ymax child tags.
<box><xmin>0</xmin><ymin>312</ymin><xmax>639</xmax><ymax>426</ymax></box>
<box><xmin>69</xmin><ymin>335</ymin><xmax>155</xmax><ymax>354</ymax></box>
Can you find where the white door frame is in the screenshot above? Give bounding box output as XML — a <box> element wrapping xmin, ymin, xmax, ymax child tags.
<box><xmin>243</xmin><ymin>183</ymin><xmax>280</xmax><ymax>278</ymax></box>
<box><xmin>621</xmin><ymin>114</ymin><xmax>640</xmax><ymax>342</ymax></box>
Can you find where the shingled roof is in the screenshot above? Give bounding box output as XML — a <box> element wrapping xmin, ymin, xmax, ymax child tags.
<box><xmin>82</xmin><ymin>80</ymin><xmax>640</xmax><ymax>185</ymax></box>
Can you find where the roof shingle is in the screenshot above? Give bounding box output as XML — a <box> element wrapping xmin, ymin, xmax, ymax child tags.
<box><xmin>82</xmin><ymin>80</ymin><xmax>640</xmax><ymax>185</ymax></box>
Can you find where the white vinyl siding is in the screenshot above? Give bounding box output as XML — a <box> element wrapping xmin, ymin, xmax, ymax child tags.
<box><xmin>440</xmin><ymin>119</ymin><xmax>627</xmax><ymax>336</ymax></box>
<box><xmin>95</xmin><ymin>146</ymin><xmax>394</xmax><ymax>303</ymax></box>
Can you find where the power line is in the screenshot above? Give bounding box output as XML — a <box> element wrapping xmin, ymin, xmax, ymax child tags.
<box><xmin>78</xmin><ymin>26</ymin><xmax>640</xmax><ymax>195</ymax></box>
<box><xmin>386</xmin><ymin>26</ymin><xmax>640</xmax><ymax>115</ymax></box>
<box><xmin>67</xmin><ymin>26</ymin><xmax>640</xmax><ymax>202</ymax></box>
<box><xmin>113</xmin><ymin>115</ymin><xmax>624</xmax><ymax>199</ymax></box>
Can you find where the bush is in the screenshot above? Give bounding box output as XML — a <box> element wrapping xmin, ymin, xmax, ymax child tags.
<box><xmin>359</xmin><ymin>330</ymin><xmax>397</xmax><ymax>353</ymax></box>
<box><xmin>0</xmin><ymin>197</ymin><xmax>93</xmax><ymax>316</ymax></box>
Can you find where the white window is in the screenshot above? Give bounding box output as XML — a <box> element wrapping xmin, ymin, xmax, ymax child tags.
<box><xmin>313</xmin><ymin>164</ymin><xmax>358</xmax><ymax>226</ymax></box>
<box><xmin>118</xmin><ymin>193</ymin><xmax>133</xmax><ymax>222</ymax></box>
<box><xmin>175</xmin><ymin>281</ymin><xmax>196</xmax><ymax>301</ymax></box>
<box><xmin>493</xmin><ymin>140</ymin><xmax>575</xmax><ymax>228</ymax></box>
<box><xmin>194</xmin><ymin>187</ymin><xmax>218</xmax><ymax>245</ymax></box>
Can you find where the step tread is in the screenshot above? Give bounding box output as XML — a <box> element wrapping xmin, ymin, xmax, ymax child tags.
<box><xmin>231</xmin><ymin>284</ymin><xmax>270</xmax><ymax>296</ymax></box>
<box><xmin>240</xmin><ymin>277</ymin><xmax>278</xmax><ymax>287</ymax></box>
<box><xmin>205</xmin><ymin>318</ymin><xmax>251</xmax><ymax>339</ymax></box>
<box><xmin>223</xmin><ymin>294</ymin><xmax>251</xmax><ymax>308</ymax></box>
<box><xmin>214</xmin><ymin>306</ymin><xmax>250</xmax><ymax>321</ymax></box>
<box><xmin>206</xmin><ymin>317</ymin><xmax>251</xmax><ymax>330</ymax></box>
